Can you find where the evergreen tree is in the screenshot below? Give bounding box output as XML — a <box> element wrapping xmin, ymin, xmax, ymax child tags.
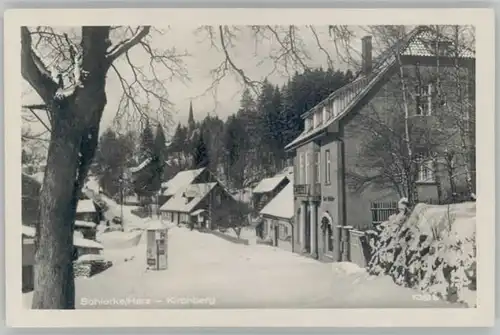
<box><xmin>139</xmin><ymin>120</ymin><xmax>155</xmax><ymax>161</ymax></box>
<box><xmin>223</xmin><ymin>115</ymin><xmax>248</xmax><ymax>188</ymax></box>
<box><xmin>153</xmin><ymin>124</ymin><xmax>167</xmax><ymax>163</ymax></box>
<box><xmin>93</xmin><ymin>128</ymin><xmax>135</xmax><ymax>198</ymax></box>
<box><xmin>187</xmin><ymin>100</ymin><xmax>196</xmax><ymax>134</ymax></box>
<box><xmin>193</xmin><ymin>130</ymin><xmax>209</xmax><ymax>168</ymax></box>
<box><xmin>256</xmin><ymin>80</ymin><xmax>278</xmax><ymax>174</ymax></box>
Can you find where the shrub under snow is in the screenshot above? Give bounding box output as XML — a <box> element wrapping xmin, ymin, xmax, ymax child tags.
<box><xmin>367</xmin><ymin>202</ymin><xmax>476</xmax><ymax>307</ymax></box>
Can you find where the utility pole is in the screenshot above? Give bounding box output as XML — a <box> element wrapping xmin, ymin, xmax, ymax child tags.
<box><xmin>119</xmin><ymin>170</ymin><xmax>124</xmax><ymax>226</ymax></box>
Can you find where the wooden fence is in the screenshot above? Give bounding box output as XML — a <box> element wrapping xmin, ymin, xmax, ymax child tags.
<box><xmin>370</xmin><ymin>198</ymin><xmax>443</xmax><ymax>225</ymax></box>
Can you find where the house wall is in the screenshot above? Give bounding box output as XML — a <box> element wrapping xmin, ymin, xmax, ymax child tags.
<box><xmin>22</xmin><ymin>238</ymin><xmax>35</xmax><ymax>266</ymax></box>
<box><xmin>316</xmin><ymin>133</ymin><xmax>342</xmax><ymax>260</ymax></box>
<box><xmin>292</xmin><ymin>141</ymin><xmax>319</xmax><ymax>253</ymax></box>
<box><xmin>262</xmin><ymin>216</ymin><xmax>293</xmax><ymax>252</ymax></box>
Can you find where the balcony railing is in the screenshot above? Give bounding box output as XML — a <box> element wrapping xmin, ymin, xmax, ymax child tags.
<box><xmin>294</xmin><ymin>183</ymin><xmax>321</xmax><ymax>197</ymax></box>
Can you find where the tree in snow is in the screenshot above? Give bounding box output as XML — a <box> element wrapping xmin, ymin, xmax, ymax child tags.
<box><xmin>223</xmin><ymin>115</ymin><xmax>249</xmax><ymax>189</ymax></box>
<box><xmin>22</xmin><ymin>23</ymin><xmax>357</xmax><ymax>309</ymax></box>
<box><xmin>139</xmin><ymin>120</ymin><xmax>155</xmax><ymax>161</ymax></box>
<box><xmin>212</xmin><ymin>200</ymin><xmax>252</xmax><ymax>239</ymax></box>
<box><xmin>92</xmin><ymin>128</ymin><xmax>135</xmax><ymax>198</ymax></box>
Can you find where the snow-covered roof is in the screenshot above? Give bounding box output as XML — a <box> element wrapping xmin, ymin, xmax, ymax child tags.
<box><xmin>161</xmin><ymin>168</ymin><xmax>206</xmax><ymax>196</ymax></box>
<box><xmin>77</xmin><ymin>254</ymin><xmax>105</xmax><ymax>262</ymax></box>
<box><xmin>76</xmin><ymin>199</ymin><xmax>96</xmax><ymax>213</ymax></box>
<box><xmin>75</xmin><ymin>220</ymin><xmax>97</xmax><ymax>228</ymax></box>
<box><xmin>22</xmin><ymin>225</ymin><xmax>36</xmax><ymax>237</ymax></box>
<box><xmin>190</xmin><ymin>209</ymin><xmax>206</xmax><ymax>216</ymax></box>
<box><xmin>160</xmin><ymin>182</ymin><xmax>217</xmax><ymax>213</ymax></box>
<box><xmin>260</xmin><ymin>183</ymin><xmax>294</xmax><ymax>219</ymax></box>
<box><xmin>129</xmin><ymin>157</ymin><xmax>153</xmax><ymax>173</ymax></box>
<box><xmin>74</xmin><ymin>236</ymin><xmax>103</xmax><ymax>249</ymax></box>
<box><xmin>21</xmin><ymin>225</ymin><xmax>103</xmax><ymax>249</ymax></box>
<box><xmin>252</xmin><ymin>175</ymin><xmax>289</xmax><ymax>194</ymax></box>
<box><xmin>30</xmin><ymin>172</ymin><xmax>45</xmax><ymax>185</ymax></box>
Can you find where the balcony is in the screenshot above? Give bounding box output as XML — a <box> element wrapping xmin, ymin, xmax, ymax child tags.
<box><xmin>294</xmin><ymin>183</ymin><xmax>321</xmax><ymax>198</ymax></box>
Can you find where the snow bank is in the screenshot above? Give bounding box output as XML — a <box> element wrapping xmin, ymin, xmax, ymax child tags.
<box><xmin>368</xmin><ymin>202</ymin><xmax>476</xmax><ymax>307</ymax></box>
<box><xmin>332</xmin><ymin>262</ymin><xmax>366</xmax><ymax>275</ymax></box>
<box><xmin>97</xmin><ymin>230</ymin><xmax>143</xmax><ymax>249</ymax></box>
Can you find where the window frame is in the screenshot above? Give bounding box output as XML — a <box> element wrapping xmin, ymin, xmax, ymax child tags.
<box><xmin>415</xmin><ymin>152</ymin><xmax>435</xmax><ymax>183</ymax></box>
<box><xmin>305</xmin><ymin>152</ymin><xmax>310</xmax><ymax>184</ymax></box>
<box><xmin>315</xmin><ymin>151</ymin><xmax>321</xmax><ymax>183</ymax></box>
<box><xmin>325</xmin><ymin>150</ymin><xmax>331</xmax><ymax>185</ymax></box>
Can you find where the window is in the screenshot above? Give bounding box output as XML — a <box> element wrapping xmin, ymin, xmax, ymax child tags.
<box><xmin>305</xmin><ymin>117</ymin><xmax>312</xmax><ymax>131</ymax></box>
<box><xmin>299</xmin><ymin>153</ymin><xmax>304</xmax><ymax>184</ymax></box>
<box><xmin>314</xmin><ymin>152</ymin><xmax>320</xmax><ymax>183</ymax></box>
<box><xmin>305</xmin><ymin>153</ymin><xmax>310</xmax><ymax>184</ymax></box>
<box><xmin>415</xmin><ymin>152</ymin><xmax>435</xmax><ymax>183</ymax></box>
<box><xmin>415</xmin><ymin>83</ymin><xmax>434</xmax><ymax>116</ymax></box>
<box><xmin>325</xmin><ymin>150</ymin><xmax>331</xmax><ymax>184</ymax></box>
<box><xmin>437</xmin><ymin>41</ymin><xmax>453</xmax><ymax>57</ymax></box>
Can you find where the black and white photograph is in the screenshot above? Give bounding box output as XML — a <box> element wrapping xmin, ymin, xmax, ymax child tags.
<box><xmin>4</xmin><ymin>8</ymin><xmax>495</xmax><ymax>328</ymax></box>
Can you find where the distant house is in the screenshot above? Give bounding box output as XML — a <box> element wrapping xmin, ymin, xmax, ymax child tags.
<box><xmin>252</xmin><ymin>174</ymin><xmax>291</xmax><ymax>212</ymax></box>
<box><xmin>75</xmin><ymin>199</ymin><xmax>100</xmax><ymax>224</ymax></box>
<box><xmin>159</xmin><ymin>182</ymin><xmax>235</xmax><ymax>228</ymax></box>
<box><xmin>259</xmin><ymin>182</ymin><xmax>294</xmax><ymax>252</ymax></box>
<box><xmin>158</xmin><ymin>167</ymin><xmax>216</xmax><ymax>206</ymax></box>
<box><xmin>75</xmin><ymin>220</ymin><xmax>97</xmax><ymax>240</ymax></box>
<box><xmin>21</xmin><ymin>225</ymin><xmax>103</xmax><ymax>292</ymax></box>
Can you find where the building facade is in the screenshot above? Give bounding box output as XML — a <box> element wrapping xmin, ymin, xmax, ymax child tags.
<box><xmin>285</xmin><ymin>26</ymin><xmax>475</xmax><ymax>262</ymax></box>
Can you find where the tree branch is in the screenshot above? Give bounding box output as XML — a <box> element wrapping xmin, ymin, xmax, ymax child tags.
<box><xmin>106</xmin><ymin>26</ymin><xmax>151</xmax><ymax>62</ymax></box>
<box><xmin>21</xmin><ymin>27</ymin><xmax>58</xmax><ymax>103</ymax></box>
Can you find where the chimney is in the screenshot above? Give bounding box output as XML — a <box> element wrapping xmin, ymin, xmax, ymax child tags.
<box><xmin>361</xmin><ymin>35</ymin><xmax>373</xmax><ymax>74</ymax></box>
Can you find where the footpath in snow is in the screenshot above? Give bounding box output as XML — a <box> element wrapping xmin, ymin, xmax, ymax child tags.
<box><xmin>24</xmin><ymin>224</ymin><xmax>464</xmax><ymax>309</ymax></box>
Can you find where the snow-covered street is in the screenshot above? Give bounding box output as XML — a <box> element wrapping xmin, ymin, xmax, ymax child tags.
<box><xmin>24</xmin><ymin>222</ymin><xmax>462</xmax><ymax>309</ymax></box>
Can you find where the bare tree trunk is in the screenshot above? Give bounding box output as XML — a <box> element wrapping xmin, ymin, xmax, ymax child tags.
<box><xmin>32</xmin><ymin>115</ymin><xmax>82</xmax><ymax>309</ymax></box>
<box><xmin>395</xmin><ymin>53</ymin><xmax>417</xmax><ymax>204</ymax></box>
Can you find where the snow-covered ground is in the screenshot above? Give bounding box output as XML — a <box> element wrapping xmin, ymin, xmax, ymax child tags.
<box><xmin>23</xmin><ymin>222</ymin><xmax>465</xmax><ymax>309</ymax></box>
<box><xmin>84</xmin><ymin>177</ymin><xmax>151</xmax><ymax>231</ymax></box>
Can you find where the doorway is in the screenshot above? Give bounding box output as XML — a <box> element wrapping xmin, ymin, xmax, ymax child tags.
<box><xmin>321</xmin><ymin>212</ymin><xmax>334</xmax><ymax>257</ymax></box>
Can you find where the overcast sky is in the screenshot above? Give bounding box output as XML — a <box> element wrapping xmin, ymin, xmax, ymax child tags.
<box><xmin>23</xmin><ymin>25</ymin><xmax>370</xmax><ymax>137</ymax></box>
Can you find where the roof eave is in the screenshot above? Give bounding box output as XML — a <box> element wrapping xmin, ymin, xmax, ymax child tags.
<box><xmin>285</xmin><ymin>128</ymin><xmax>328</xmax><ymax>152</ymax></box>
